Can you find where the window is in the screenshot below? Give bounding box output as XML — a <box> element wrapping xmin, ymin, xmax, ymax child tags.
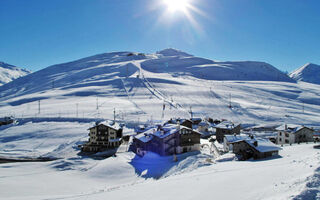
<box><xmin>285</xmin><ymin>133</ymin><xmax>289</xmax><ymax>137</ymax></box>
<box><xmin>285</xmin><ymin>139</ymin><xmax>289</xmax><ymax>144</ymax></box>
<box><xmin>279</xmin><ymin>132</ymin><xmax>282</xmax><ymax>136</ymax></box>
<box><xmin>279</xmin><ymin>138</ymin><xmax>282</xmax><ymax>142</ymax></box>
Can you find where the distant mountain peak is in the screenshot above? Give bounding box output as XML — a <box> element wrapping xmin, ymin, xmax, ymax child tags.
<box><xmin>0</xmin><ymin>61</ymin><xmax>31</xmax><ymax>86</ymax></box>
<box><xmin>156</xmin><ymin>48</ymin><xmax>193</xmax><ymax>57</ymax></box>
<box><xmin>290</xmin><ymin>63</ymin><xmax>320</xmax><ymax>84</ymax></box>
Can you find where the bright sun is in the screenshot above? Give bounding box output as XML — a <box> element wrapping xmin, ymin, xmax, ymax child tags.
<box><xmin>163</xmin><ymin>0</ymin><xmax>190</xmax><ymax>12</ymax></box>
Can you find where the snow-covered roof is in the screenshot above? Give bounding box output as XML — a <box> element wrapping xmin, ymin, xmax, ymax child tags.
<box><xmin>134</xmin><ymin>127</ymin><xmax>156</xmax><ymax>143</ymax></box>
<box><xmin>224</xmin><ymin>134</ymin><xmax>251</xmax><ymax>143</ymax></box>
<box><xmin>229</xmin><ymin>136</ymin><xmax>281</xmax><ymax>153</ymax></box>
<box><xmin>134</xmin><ymin>124</ymin><xmax>200</xmax><ymax>142</ymax></box>
<box><xmin>246</xmin><ymin>138</ymin><xmax>282</xmax><ymax>153</ymax></box>
<box><xmin>153</xmin><ymin>124</ymin><xmax>180</xmax><ymax>138</ymax></box>
<box><xmin>215</xmin><ymin>121</ymin><xmax>240</xmax><ymax>130</ymax></box>
<box><xmin>276</xmin><ymin>124</ymin><xmax>313</xmax><ymax>133</ymax></box>
<box><xmin>89</xmin><ymin>120</ymin><xmax>121</xmax><ymax>130</ymax></box>
<box><xmin>167</xmin><ymin>118</ymin><xmax>191</xmax><ymax>125</ymax></box>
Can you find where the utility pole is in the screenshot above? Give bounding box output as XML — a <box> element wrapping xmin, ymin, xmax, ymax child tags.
<box><xmin>38</xmin><ymin>100</ymin><xmax>40</xmax><ymax>114</ymax></box>
<box><xmin>302</xmin><ymin>102</ymin><xmax>304</xmax><ymax>114</ymax></box>
<box><xmin>96</xmin><ymin>97</ymin><xmax>99</xmax><ymax>110</ymax></box>
<box><xmin>189</xmin><ymin>106</ymin><xmax>193</xmax><ymax>119</ymax></box>
<box><xmin>161</xmin><ymin>101</ymin><xmax>165</xmax><ymax>120</ymax></box>
<box><xmin>113</xmin><ymin>108</ymin><xmax>116</xmax><ymax>124</ymax></box>
<box><xmin>229</xmin><ymin>93</ymin><xmax>232</xmax><ymax>108</ymax></box>
<box><xmin>76</xmin><ymin>103</ymin><xmax>78</xmax><ymax>118</ymax></box>
<box><xmin>126</xmin><ymin>65</ymin><xmax>128</xmax><ymax>78</ymax></box>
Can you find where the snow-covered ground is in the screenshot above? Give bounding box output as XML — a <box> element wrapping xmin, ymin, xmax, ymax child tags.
<box><xmin>0</xmin><ymin>120</ymin><xmax>319</xmax><ymax>200</ymax></box>
<box><xmin>1</xmin><ymin>49</ymin><xmax>320</xmax><ymax>199</ymax></box>
<box><xmin>0</xmin><ymin>141</ymin><xmax>319</xmax><ymax>200</ymax></box>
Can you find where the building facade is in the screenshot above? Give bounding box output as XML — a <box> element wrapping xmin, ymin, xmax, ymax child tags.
<box><xmin>215</xmin><ymin>121</ymin><xmax>241</xmax><ymax>143</ymax></box>
<box><xmin>277</xmin><ymin>125</ymin><xmax>314</xmax><ymax>145</ymax></box>
<box><xmin>133</xmin><ymin>124</ymin><xmax>201</xmax><ymax>157</ymax></box>
<box><xmin>231</xmin><ymin>138</ymin><xmax>281</xmax><ymax>160</ymax></box>
<box><xmin>81</xmin><ymin>122</ymin><xmax>122</xmax><ymax>152</ymax></box>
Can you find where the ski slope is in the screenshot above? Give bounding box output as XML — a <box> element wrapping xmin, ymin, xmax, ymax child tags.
<box><xmin>0</xmin><ymin>49</ymin><xmax>319</xmax><ymax>126</ymax></box>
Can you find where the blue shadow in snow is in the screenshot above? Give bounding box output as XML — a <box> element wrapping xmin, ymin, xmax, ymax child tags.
<box><xmin>8</xmin><ymin>97</ymin><xmax>49</xmax><ymax>106</ymax></box>
<box><xmin>292</xmin><ymin>167</ymin><xmax>320</xmax><ymax>200</ymax></box>
<box><xmin>129</xmin><ymin>151</ymin><xmax>209</xmax><ymax>179</ymax></box>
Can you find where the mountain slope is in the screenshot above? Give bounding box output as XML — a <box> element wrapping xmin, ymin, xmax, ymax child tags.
<box><xmin>0</xmin><ymin>61</ymin><xmax>30</xmax><ymax>86</ymax></box>
<box><xmin>0</xmin><ymin>49</ymin><xmax>318</xmax><ymax>125</ymax></box>
<box><xmin>290</xmin><ymin>63</ymin><xmax>320</xmax><ymax>84</ymax></box>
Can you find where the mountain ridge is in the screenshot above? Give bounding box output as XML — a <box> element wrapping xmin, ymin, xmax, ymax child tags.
<box><xmin>290</xmin><ymin>63</ymin><xmax>320</xmax><ymax>84</ymax></box>
<box><xmin>0</xmin><ymin>61</ymin><xmax>31</xmax><ymax>86</ymax></box>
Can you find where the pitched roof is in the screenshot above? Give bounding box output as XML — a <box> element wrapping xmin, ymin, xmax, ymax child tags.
<box><xmin>88</xmin><ymin>121</ymin><xmax>120</xmax><ymax>131</ymax></box>
<box><xmin>224</xmin><ymin>134</ymin><xmax>251</xmax><ymax>143</ymax></box>
<box><xmin>245</xmin><ymin>138</ymin><xmax>282</xmax><ymax>153</ymax></box>
<box><xmin>134</xmin><ymin>124</ymin><xmax>201</xmax><ymax>142</ymax></box>
<box><xmin>230</xmin><ymin>137</ymin><xmax>282</xmax><ymax>153</ymax></box>
<box><xmin>276</xmin><ymin>124</ymin><xmax>314</xmax><ymax>133</ymax></box>
<box><xmin>215</xmin><ymin>121</ymin><xmax>240</xmax><ymax>130</ymax></box>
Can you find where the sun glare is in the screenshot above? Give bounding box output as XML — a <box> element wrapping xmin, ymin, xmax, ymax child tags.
<box><xmin>163</xmin><ymin>0</ymin><xmax>190</xmax><ymax>12</ymax></box>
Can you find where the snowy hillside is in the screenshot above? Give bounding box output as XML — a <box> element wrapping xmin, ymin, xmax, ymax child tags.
<box><xmin>0</xmin><ymin>61</ymin><xmax>30</xmax><ymax>86</ymax></box>
<box><xmin>0</xmin><ymin>49</ymin><xmax>320</xmax><ymax>200</ymax></box>
<box><xmin>0</xmin><ymin>48</ymin><xmax>319</xmax><ymax>126</ymax></box>
<box><xmin>290</xmin><ymin>63</ymin><xmax>320</xmax><ymax>84</ymax></box>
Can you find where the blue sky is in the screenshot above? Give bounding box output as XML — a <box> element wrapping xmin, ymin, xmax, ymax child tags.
<box><xmin>1</xmin><ymin>0</ymin><xmax>319</xmax><ymax>72</ymax></box>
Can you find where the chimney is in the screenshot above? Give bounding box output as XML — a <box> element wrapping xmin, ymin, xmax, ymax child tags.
<box><xmin>253</xmin><ymin>141</ymin><xmax>258</xmax><ymax>147</ymax></box>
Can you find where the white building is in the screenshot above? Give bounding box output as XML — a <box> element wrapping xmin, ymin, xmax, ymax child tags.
<box><xmin>276</xmin><ymin>124</ymin><xmax>314</xmax><ymax>145</ymax></box>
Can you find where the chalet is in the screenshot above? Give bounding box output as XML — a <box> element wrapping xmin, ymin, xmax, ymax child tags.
<box><xmin>81</xmin><ymin>121</ymin><xmax>123</xmax><ymax>153</ymax></box>
<box><xmin>223</xmin><ymin>134</ymin><xmax>251</xmax><ymax>152</ymax></box>
<box><xmin>231</xmin><ymin>138</ymin><xmax>282</xmax><ymax>160</ymax></box>
<box><xmin>276</xmin><ymin>124</ymin><xmax>314</xmax><ymax>145</ymax></box>
<box><xmin>215</xmin><ymin>121</ymin><xmax>241</xmax><ymax>143</ymax></box>
<box><xmin>133</xmin><ymin>124</ymin><xmax>201</xmax><ymax>157</ymax></box>
<box><xmin>165</xmin><ymin>118</ymin><xmax>193</xmax><ymax>129</ymax></box>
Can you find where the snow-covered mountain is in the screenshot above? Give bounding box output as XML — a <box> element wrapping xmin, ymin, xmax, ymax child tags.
<box><xmin>0</xmin><ymin>48</ymin><xmax>293</xmax><ymax>99</ymax></box>
<box><xmin>0</xmin><ymin>49</ymin><xmax>319</xmax><ymax>125</ymax></box>
<box><xmin>290</xmin><ymin>63</ymin><xmax>320</xmax><ymax>84</ymax></box>
<box><xmin>0</xmin><ymin>49</ymin><xmax>320</xmax><ymax>200</ymax></box>
<box><xmin>0</xmin><ymin>61</ymin><xmax>30</xmax><ymax>86</ymax></box>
